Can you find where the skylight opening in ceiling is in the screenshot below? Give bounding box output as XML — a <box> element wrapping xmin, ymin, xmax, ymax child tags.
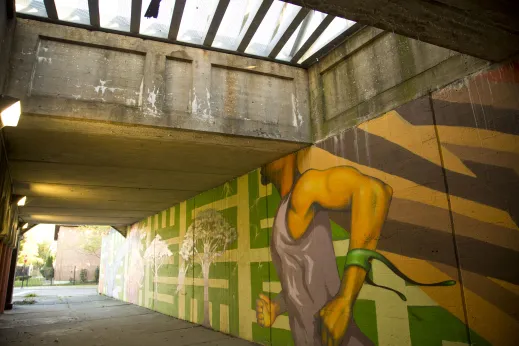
<box><xmin>99</xmin><ymin>0</ymin><xmax>132</xmax><ymax>32</ymax></box>
<box><xmin>177</xmin><ymin>0</ymin><xmax>220</xmax><ymax>45</ymax></box>
<box><xmin>297</xmin><ymin>17</ymin><xmax>356</xmax><ymax>64</ymax></box>
<box><xmin>275</xmin><ymin>10</ymin><xmax>327</xmax><ymax>62</ymax></box>
<box><xmin>212</xmin><ymin>0</ymin><xmax>263</xmax><ymax>50</ymax></box>
<box><xmin>15</xmin><ymin>0</ymin><xmax>358</xmax><ymax>66</ymax></box>
<box><xmin>244</xmin><ymin>0</ymin><xmax>301</xmax><ymax>57</ymax></box>
<box><xmin>140</xmin><ymin>0</ymin><xmax>176</xmax><ymax>38</ymax></box>
<box><xmin>54</xmin><ymin>0</ymin><xmax>90</xmax><ymax>25</ymax></box>
<box><xmin>15</xmin><ymin>0</ymin><xmax>47</xmax><ymax>18</ymax></box>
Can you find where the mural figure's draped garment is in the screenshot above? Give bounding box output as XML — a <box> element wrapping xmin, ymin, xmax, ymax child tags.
<box><xmin>271</xmin><ymin>193</ymin><xmax>374</xmax><ymax>346</ymax></box>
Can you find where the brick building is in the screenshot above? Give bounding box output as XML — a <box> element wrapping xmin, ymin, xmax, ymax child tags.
<box><xmin>54</xmin><ymin>227</ymin><xmax>101</xmax><ymax>283</ymax></box>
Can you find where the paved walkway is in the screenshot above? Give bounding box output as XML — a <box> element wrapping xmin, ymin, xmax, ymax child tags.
<box><xmin>0</xmin><ymin>286</ymin><xmax>257</xmax><ymax>346</ymax></box>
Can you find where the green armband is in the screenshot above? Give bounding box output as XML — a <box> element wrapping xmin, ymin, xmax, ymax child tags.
<box><xmin>345</xmin><ymin>248</ymin><xmax>456</xmax><ymax>301</ymax></box>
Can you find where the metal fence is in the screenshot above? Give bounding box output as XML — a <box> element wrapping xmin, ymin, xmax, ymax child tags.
<box><xmin>15</xmin><ymin>265</ymin><xmax>99</xmax><ymax>287</ymax></box>
<box><xmin>14</xmin><ymin>266</ymin><xmax>53</xmax><ymax>287</ymax></box>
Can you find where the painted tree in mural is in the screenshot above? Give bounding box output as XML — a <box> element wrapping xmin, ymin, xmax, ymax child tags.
<box><xmin>178</xmin><ymin>209</ymin><xmax>237</xmax><ymax>327</ymax></box>
<box><xmin>143</xmin><ymin>234</ymin><xmax>173</xmax><ymax>301</ymax></box>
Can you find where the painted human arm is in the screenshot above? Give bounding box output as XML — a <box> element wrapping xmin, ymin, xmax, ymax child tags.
<box><xmin>288</xmin><ymin>166</ymin><xmax>392</xmax><ymax>345</ymax></box>
<box><xmin>256</xmin><ymin>291</ymin><xmax>287</xmax><ymax>327</ymax></box>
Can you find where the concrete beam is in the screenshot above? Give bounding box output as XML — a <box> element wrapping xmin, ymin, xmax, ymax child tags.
<box><xmin>167</xmin><ymin>0</ymin><xmax>186</xmax><ymax>40</ymax></box>
<box><xmin>291</xmin><ymin>14</ymin><xmax>334</xmax><ymax>64</ymax></box>
<box><xmin>43</xmin><ymin>0</ymin><xmax>57</xmax><ymax>20</ymax></box>
<box><xmin>130</xmin><ymin>0</ymin><xmax>142</xmax><ymax>34</ymax></box>
<box><xmin>6</xmin><ymin>113</ymin><xmax>306</xmax><ymax>226</ymax></box>
<box><xmin>202</xmin><ymin>0</ymin><xmax>230</xmax><ymax>47</ymax></box>
<box><xmin>284</xmin><ymin>0</ymin><xmax>519</xmax><ymax>62</ymax></box>
<box><xmin>7</xmin><ymin>19</ymin><xmax>310</xmax><ymax>142</ymax></box>
<box><xmin>87</xmin><ymin>0</ymin><xmax>100</xmax><ymax>27</ymax></box>
<box><xmin>267</xmin><ymin>8</ymin><xmax>310</xmax><ymax>59</ymax></box>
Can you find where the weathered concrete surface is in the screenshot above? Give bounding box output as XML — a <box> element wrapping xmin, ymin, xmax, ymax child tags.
<box><xmin>0</xmin><ymin>1</ymin><xmax>15</xmax><ymax>91</ymax></box>
<box><xmin>5</xmin><ymin>114</ymin><xmax>307</xmax><ymax>226</ymax></box>
<box><xmin>7</xmin><ymin>19</ymin><xmax>310</xmax><ymax>142</ymax></box>
<box><xmin>285</xmin><ymin>0</ymin><xmax>519</xmax><ymax>63</ymax></box>
<box><xmin>3</xmin><ymin>19</ymin><xmax>309</xmax><ymax>227</ymax></box>
<box><xmin>1</xmin><ymin>287</ymin><xmax>256</xmax><ymax>345</ymax></box>
<box><xmin>309</xmin><ymin>27</ymin><xmax>490</xmax><ymax>141</ymax></box>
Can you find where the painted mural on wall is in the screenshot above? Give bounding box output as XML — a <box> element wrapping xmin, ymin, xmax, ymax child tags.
<box><xmin>99</xmin><ymin>61</ymin><xmax>519</xmax><ymax>345</ymax></box>
<box><xmin>256</xmin><ymin>148</ymin><xmax>455</xmax><ymax>346</ymax></box>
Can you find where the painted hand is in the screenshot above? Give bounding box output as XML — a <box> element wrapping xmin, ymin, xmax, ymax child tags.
<box><xmin>319</xmin><ymin>296</ymin><xmax>351</xmax><ymax>346</ymax></box>
<box><xmin>256</xmin><ymin>293</ymin><xmax>279</xmax><ymax>327</ymax></box>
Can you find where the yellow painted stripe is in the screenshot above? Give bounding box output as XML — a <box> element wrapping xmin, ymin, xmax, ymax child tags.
<box><xmin>333</xmin><ymin>239</ymin><xmax>349</xmax><ymax>255</ymax></box>
<box><xmin>178</xmin><ymin>201</ymin><xmax>187</xmax><ymax>320</ymax></box>
<box><xmin>209</xmin><ymin>301</ymin><xmax>213</xmax><ymax>326</ymax></box>
<box><xmin>220</xmin><ymin>304</ymin><xmax>230</xmax><ymax>333</ymax></box>
<box><xmin>155</xmin><ymin>276</ymin><xmax>229</xmax><ymax>289</ymax></box>
<box><xmin>165</xmin><ymin>237</ymin><xmax>181</xmax><ymax>245</ymax></box>
<box><xmin>405</xmin><ymin>286</ymin><xmax>439</xmax><ymax>306</ymax></box>
<box><xmin>359</xmin><ymin>111</ymin><xmax>475</xmax><ymax>177</ymax></box>
<box><xmin>144</xmin><ymin>217</ymin><xmax>152</xmax><ymax>308</ymax></box>
<box><xmin>358</xmin><ymin>285</ymin><xmax>438</xmax><ymax>307</ymax></box>
<box><xmin>260</xmin><ymin>218</ymin><xmax>274</xmax><ymax>229</ymax></box>
<box><xmin>191</xmin><ymin>298</ymin><xmax>198</xmax><ymax>323</ymax></box>
<box><xmin>448</xmin><ymin>195</ymin><xmax>517</xmax><ymax>230</ymax></box>
<box><xmin>262</xmin><ymin>281</ymin><xmax>282</xmax><ymax>293</ymax></box>
<box><xmin>156</xmin><ymin>292</ymin><xmax>174</xmax><ymax>304</ymax></box>
<box><xmin>487</xmin><ymin>277</ymin><xmax>519</xmax><ymax>296</ymax></box>
<box><xmin>372</xmin><ymin>258</ymin><xmax>412</xmax><ymax>346</ymax></box>
<box><xmin>249</xmin><ymin>308</ymin><xmax>290</xmax><ymax>331</ymax></box>
<box><xmin>192</xmin><ymin>195</ymin><xmax>238</xmax><ymax>217</ymax></box>
<box><xmin>237</xmin><ymin>176</ymin><xmax>253</xmax><ymax>340</ymax></box>
<box><xmin>436</xmin><ymin>126</ymin><xmax>519</xmax><ymax>155</ymax></box>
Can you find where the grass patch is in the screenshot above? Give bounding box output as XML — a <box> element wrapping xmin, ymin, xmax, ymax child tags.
<box><xmin>24</xmin><ymin>293</ymin><xmax>37</xmax><ymax>298</ymax></box>
<box><xmin>15</xmin><ymin>298</ymin><xmax>36</xmax><ymax>305</ymax></box>
<box><xmin>14</xmin><ymin>277</ymin><xmax>45</xmax><ymax>287</ymax></box>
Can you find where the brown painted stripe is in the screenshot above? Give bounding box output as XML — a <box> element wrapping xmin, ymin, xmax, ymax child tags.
<box><xmin>317</xmin><ymin>124</ymin><xmax>519</xmax><ymax>226</ymax></box>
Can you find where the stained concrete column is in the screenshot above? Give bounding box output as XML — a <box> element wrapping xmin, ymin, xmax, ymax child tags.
<box><xmin>5</xmin><ymin>242</ymin><xmax>19</xmax><ymax>310</ymax></box>
<box><xmin>0</xmin><ymin>243</ymin><xmax>11</xmax><ymax>313</ymax></box>
<box><xmin>141</xmin><ymin>52</ymin><xmax>166</xmax><ymax>119</ymax></box>
<box><xmin>190</xmin><ymin>55</ymin><xmax>212</xmax><ymax>124</ymax></box>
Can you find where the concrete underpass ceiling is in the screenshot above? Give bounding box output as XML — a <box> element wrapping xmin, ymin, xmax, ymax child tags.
<box><xmin>5</xmin><ymin>114</ymin><xmax>307</xmax><ymax>227</ymax></box>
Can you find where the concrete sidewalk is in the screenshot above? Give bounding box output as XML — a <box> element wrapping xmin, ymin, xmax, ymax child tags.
<box><xmin>0</xmin><ymin>289</ymin><xmax>257</xmax><ymax>346</ymax></box>
<box><xmin>13</xmin><ymin>285</ymin><xmax>98</xmax><ymax>300</ymax></box>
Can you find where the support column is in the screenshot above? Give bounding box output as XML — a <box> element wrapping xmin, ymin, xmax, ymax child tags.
<box><xmin>0</xmin><ymin>244</ymin><xmax>10</xmax><ymax>313</ymax></box>
<box><xmin>5</xmin><ymin>243</ymin><xmax>19</xmax><ymax>310</ymax></box>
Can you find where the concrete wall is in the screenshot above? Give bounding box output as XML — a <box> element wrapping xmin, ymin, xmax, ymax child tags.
<box><xmin>0</xmin><ymin>0</ymin><xmax>19</xmax><ymax>303</ymax></box>
<box><xmin>100</xmin><ymin>61</ymin><xmax>519</xmax><ymax>345</ymax></box>
<box><xmin>0</xmin><ymin>0</ymin><xmax>15</xmax><ymax>91</ymax></box>
<box><xmin>54</xmin><ymin>227</ymin><xmax>101</xmax><ymax>282</ymax></box>
<box><xmin>7</xmin><ymin>19</ymin><xmax>310</xmax><ymax>142</ymax></box>
<box><xmin>0</xmin><ymin>131</ymin><xmax>19</xmax><ymax>314</ymax></box>
<box><xmin>308</xmin><ymin>27</ymin><xmax>491</xmax><ymax>141</ymax></box>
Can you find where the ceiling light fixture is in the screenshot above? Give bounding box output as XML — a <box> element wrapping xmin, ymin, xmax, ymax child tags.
<box><xmin>17</xmin><ymin>196</ymin><xmax>27</xmax><ymax>206</ymax></box>
<box><xmin>0</xmin><ymin>95</ymin><xmax>21</xmax><ymax>127</ymax></box>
